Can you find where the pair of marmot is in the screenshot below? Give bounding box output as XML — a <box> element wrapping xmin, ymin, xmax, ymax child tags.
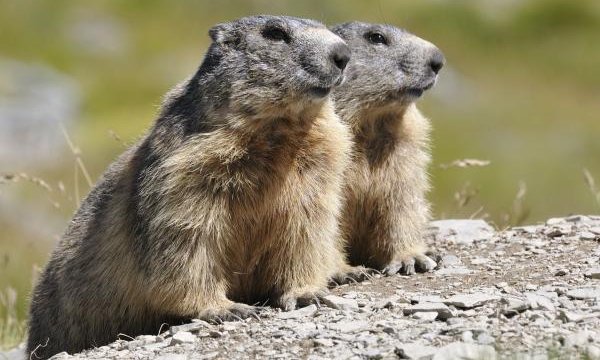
<box><xmin>27</xmin><ymin>15</ymin><xmax>444</xmax><ymax>359</ymax></box>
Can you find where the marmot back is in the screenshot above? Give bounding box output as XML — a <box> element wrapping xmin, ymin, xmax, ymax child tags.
<box><xmin>331</xmin><ymin>22</ymin><xmax>444</xmax><ymax>274</ymax></box>
<box><xmin>27</xmin><ymin>15</ymin><xmax>351</xmax><ymax>359</ymax></box>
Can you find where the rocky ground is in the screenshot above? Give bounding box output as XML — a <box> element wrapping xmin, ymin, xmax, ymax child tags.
<box><xmin>3</xmin><ymin>215</ymin><xmax>600</xmax><ymax>360</ymax></box>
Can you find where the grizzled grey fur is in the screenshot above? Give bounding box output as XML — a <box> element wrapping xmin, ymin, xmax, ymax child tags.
<box><xmin>331</xmin><ymin>22</ymin><xmax>444</xmax><ymax>274</ymax></box>
<box><xmin>27</xmin><ymin>15</ymin><xmax>352</xmax><ymax>359</ymax></box>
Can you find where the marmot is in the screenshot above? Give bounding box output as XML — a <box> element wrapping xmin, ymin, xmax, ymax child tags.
<box><xmin>27</xmin><ymin>15</ymin><xmax>352</xmax><ymax>359</ymax></box>
<box><xmin>331</xmin><ymin>22</ymin><xmax>444</xmax><ymax>275</ymax></box>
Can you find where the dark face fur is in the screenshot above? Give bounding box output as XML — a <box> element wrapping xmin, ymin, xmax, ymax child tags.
<box><xmin>199</xmin><ymin>15</ymin><xmax>350</xmax><ymax>115</ymax></box>
<box><xmin>331</xmin><ymin>22</ymin><xmax>444</xmax><ymax>115</ymax></box>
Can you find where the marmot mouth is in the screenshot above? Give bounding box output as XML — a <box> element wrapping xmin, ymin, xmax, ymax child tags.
<box><xmin>309</xmin><ymin>86</ymin><xmax>332</xmax><ymax>97</ymax></box>
<box><xmin>404</xmin><ymin>79</ymin><xmax>436</xmax><ymax>98</ymax></box>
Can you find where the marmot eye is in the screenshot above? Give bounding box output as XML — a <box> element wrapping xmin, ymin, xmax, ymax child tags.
<box><xmin>262</xmin><ymin>27</ymin><xmax>290</xmax><ymax>43</ymax></box>
<box><xmin>367</xmin><ymin>32</ymin><xmax>388</xmax><ymax>45</ymax></box>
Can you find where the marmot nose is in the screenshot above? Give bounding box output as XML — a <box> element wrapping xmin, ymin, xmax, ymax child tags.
<box><xmin>428</xmin><ymin>48</ymin><xmax>445</xmax><ymax>75</ymax></box>
<box><xmin>330</xmin><ymin>44</ymin><xmax>350</xmax><ymax>71</ymax></box>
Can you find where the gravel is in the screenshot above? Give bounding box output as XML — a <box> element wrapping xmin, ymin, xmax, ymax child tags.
<box><xmin>3</xmin><ymin>216</ymin><xmax>600</xmax><ymax>360</ymax></box>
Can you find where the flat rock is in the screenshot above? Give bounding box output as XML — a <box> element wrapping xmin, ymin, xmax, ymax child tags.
<box><xmin>413</xmin><ymin>311</ymin><xmax>439</xmax><ymax>321</ymax></box>
<box><xmin>436</xmin><ymin>266</ymin><xmax>473</xmax><ymax>276</ymax></box>
<box><xmin>562</xmin><ymin>330</ymin><xmax>597</xmax><ymax>348</ymax></box>
<box><xmin>395</xmin><ymin>343</ymin><xmax>438</xmax><ymax>360</ymax></box>
<box><xmin>169</xmin><ymin>320</ymin><xmax>210</xmax><ymax>335</ymax></box>
<box><xmin>403</xmin><ymin>302</ymin><xmax>453</xmax><ymax>320</ymax></box>
<box><xmin>432</xmin><ymin>342</ymin><xmax>496</xmax><ymax>360</ymax></box>
<box><xmin>328</xmin><ymin>320</ymin><xmax>369</xmax><ymax>333</ymax></box>
<box><xmin>524</xmin><ymin>293</ymin><xmax>556</xmax><ymax>312</ymax></box>
<box><xmin>322</xmin><ymin>294</ymin><xmax>359</xmax><ymax>311</ymax></box>
<box><xmin>278</xmin><ymin>304</ymin><xmax>318</xmax><ymax>319</ymax></box>
<box><xmin>584</xmin><ymin>268</ymin><xmax>600</xmax><ymax>279</ymax></box>
<box><xmin>443</xmin><ymin>293</ymin><xmax>499</xmax><ymax>309</ymax></box>
<box><xmin>566</xmin><ymin>287</ymin><xmax>600</xmax><ymax>300</ymax></box>
<box><xmin>429</xmin><ymin>219</ymin><xmax>495</xmax><ymax>245</ymax></box>
<box><xmin>501</xmin><ymin>296</ymin><xmax>530</xmax><ymax>316</ymax></box>
<box><xmin>169</xmin><ymin>331</ymin><xmax>196</xmax><ymax>345</ymax></box>
<box><xmin>440</xmin><ymin>254</ymin><xmax>462</xmax><ymax>266</ymax></box>
<box><xmin>581</xmin><ymin>231</ymin><xmax>599</xmax><ymax>240</ymax></box>
<box><xmin>412</xmin><ymin>295</ymin><xmax>444</xmax><ymax>304</ymax></box>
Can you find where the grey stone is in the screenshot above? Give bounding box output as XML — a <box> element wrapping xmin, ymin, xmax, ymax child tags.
<box><xmin>395</xmin><ymin>343</ymin><xmax>438</xmax><ymax>360</ymax></box>
<box><xmin>169</xmin><ymin>320</ymin><xmax>210</xmax><ymax>334</ymax></box>
<box><xmin>562</xmin><ymin>330</ymin><xmax>597</xmax><ymax>348</ymax></box>
<box><xmin>48</xmin><ymin>352</ymin><xmax>71</xmax><ymax>359</ymax></box>
<box><xmin>476</xmin><ymin>333</ymin><xmax>495</xmax><ymax>345</ymax></box>
<box><xmin>501</xmin><ymin>296</ymin><xmax>530</xmax><ymax>316</ymax></box>
<box><xmin>584</xmin><ymin>268</ymin><xmax>600</xmax><ymax>279</ymax></box>
<box><xmin>443</xmin><ymin>293</ymin><xmax>499</xmax><ymax>309</ymax></box>
<box><xmin>558</xmin><ymin>309</ymin><xmax>596</xmax><ymax>323</ymax></box>
<box><xmin>566</xmin><ymin>287</ymin><xmax>600</xmax><ymax>300</ymax></box>
<box><xmin>413</xmin><ymin>311</ymin><xmax>439</xmax><ymax>321</ymax></box>
<box><xmin>432</xmin><ymin>342</ymin><xmax>496</xmax><ymax>360</ymax></box>
<box><xmin>156</xmin><ymin>355</ymin><xmax>188</xmax><ymax>360</ymax></box>
<box><xmin>278</xmin><ymin>304</ymin><xmax>318</xmax><ymax>319</ymax></box>
<box><xmin>586</xmin><ymin>345</ymin><xmax>600</xmax><ymax>359</ymax></box>
<box><xmin>513</xmin><ymin>225</ymin><xmax>541</xmax><ymax>234</ymax></box>
<box><xmin>428</xmin><ymin>219</ymin><xmax>495</xmax><ymax>245</ymax></box>
<box><xmin>436</xmin><ymin>267</ymin><xmax>473</xmax><ymax>276</ymax></box>
<box><xmin>322</xmin><ymin>294</ymin><xmax>359</xmax><ymax>311</ymax></box>
<box><xmin>403</xmin><ymin>302</ymin><xmax>453</xmax><ymax>320</ymax></box>
<box><xmin>313</xmin><ymin>338</ymin><xmax>334</xmax><ymax>347</ymax></box>
<box><xmin>328</xmin><ymin>320</ymin><xmax>369</xmax><ymax>333</ymax></box>
<box><xmin>412</xmin><ymin>295</ymin><xmax>444</xmax><ymax>303</ymax></box>
<box><xmin>581</xmin><ymin>231</ymin><xmax>599</xmax><ymax>240</ymax></box>
<box><xmin>440</xmin><ymin>255</ymin><xmax>462</xmax><ymax>266</ymax></box>
<box><xmin>169</xmin><ymin>331</ymin><xmax>196</xmax><ymax>345</ymax></box>
<box><xmin>525</xmin><ymin>293</ymin><xmax>556</xmax><ymax>312</ymax></box>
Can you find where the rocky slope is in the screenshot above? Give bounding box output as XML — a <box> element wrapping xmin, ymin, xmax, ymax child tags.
<box><xmin>4</xmin><ymin>215</ymin><xmax>600</xmax><ymax>360</ymax></box>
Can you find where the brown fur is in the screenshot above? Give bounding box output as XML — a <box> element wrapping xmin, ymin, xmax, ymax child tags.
<box><xmin>341</xmin><ymin>104</ymin><xmax>432</xmax><ymax>270</ymax></box>
<box><xmin>27</xmin><ymin>15</ymin><xmax>351</xmax><ymax>358</ymax></box>
<box><xmin>331</xmin><ymin>22</ymin><xmax>444</xmax><ymax>275</ymax></box>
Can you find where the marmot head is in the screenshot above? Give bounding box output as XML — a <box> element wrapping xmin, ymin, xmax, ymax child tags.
<box><xmin>187</xmin><ymin>15</ymin><xmax>350</xmax><ymax>119</ymax></box>
<box><xmin>331</xmin><ymin>22</ymin><xmax>444</xmax><ymax>116</ymax></box>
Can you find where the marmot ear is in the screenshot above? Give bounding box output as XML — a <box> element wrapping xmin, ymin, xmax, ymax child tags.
<box><xmin>209</xmin><ymin>23</ymin><xmax>234</xmax><ymax>45</ymax></box>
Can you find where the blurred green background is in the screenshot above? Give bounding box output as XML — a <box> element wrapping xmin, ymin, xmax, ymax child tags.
<box><xmin>1</xmin><ymin>0</ymin><xmax>599</xmax><ymax>346</ymax></box>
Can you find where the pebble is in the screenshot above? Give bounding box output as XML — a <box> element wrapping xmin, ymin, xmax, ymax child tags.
<box><xmin>395</xmin><ymin>343</ymin><xmax>438</xmax><ymax>360</ymax></box>
<box><xmin>431</xmin><ymin>342</ymin><xmax>496</xmax><ymax>360</ymax></box>
<box><xmin>313</xmin><ymin>338</ymin><xmax>334</xmax><ymax>347</ymax></box>
<box><xmin>501</xmin><ymin>296</ymin><xmax>530</xmax><ymax>316</ymax></box>
<box><xmin>413</xmin><ymin>311</ymin><xmax>439</xmax><ymax>321</ymax></box>
<box><xmin>476</xmin><ymin>333</ymin><xmax>495</xmax><ymax>345</ymax></box>
<box><xmin>403</xmin><ymin>302</ymin><xmax>453</xmax><ymax>320</ymax></box>
<box><xmin>412</xmin><ymin>295</ymin><xmax>444</xmax><ymax>304</ymax></box>
<box><xmin>443</xmin><ymin>293</ymin><xmax>499</xmax><ymax>309</ymax></box>
<box><xmin>584</xmin><ymin>267</ymin><xmax>600</xmax><ymax>279</ymax></box>
<box><xmin>562</xmin><ymin>330</ymin><xmax>597</xmax><ymax>348</ymax></box>
<box><xmin>169</xmin><ymin>320</ymin><xmax>210</xmax><ymax>334</ymax></box>
<box><xmin>428</xmin><ymin>219</ymin><xmax>495</xmax><ymax>245</ymax></box>
<box><xmin>435</xmin><ymin>267</ymin><xmax>473</xmax><ymax>276</ymax></box>
<box><xmin>328</xmin><ymin>320</ymin><xmax>370</xmax><ymax>333</ymax></box>
<box><xmin>524</xmin><ymin>293</ymin><xmax>555</xmax><ymax>312</ymax></box>
<box><xmin>581</xmin><ymin>231</ymin><xmax>599</xmax><ymax>240</ymax></box>
<box><xmin>440</xmin><ymin>254</ymin><xmax>462</xmax><ymax>266</ymax></box>
<box><xmin>278</xmin><ymin>304</ymin><xmax>318</xmax><ymax>319</ymax></box>
<box><xmin>322</xmin><ymin>294</ymin><xmax>359</xmax><ymax>311</ymax></box>
<box><xmin>170</xmin><ymin>331</ymin><xmax>196</xmax><ymax>345</ymax></box>
<box><xmin>566</xmin><ymin>287</ymin><xmax>600</xmax><ymax>300</ymax></box>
